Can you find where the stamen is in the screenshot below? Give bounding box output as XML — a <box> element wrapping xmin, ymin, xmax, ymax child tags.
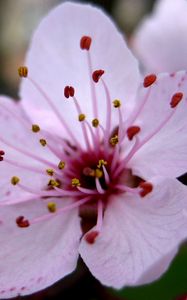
<box><xmin>97</xmin><ymin>159</ymin><xmax>107</xmax><ymax>169</ymax></box>
<box><xmin>92</xmin><ymin>70</ymin><xmax>104</xmax><ymax>83</ymax></box>
<box><xmin>85</xmin><ymin>231</ymin><xmax>99</xmax><ymax>244</ymax></box>
<box><xmin>58</xmin><ymin>161</ymin><xmax>65</xmax><ymax>170</ymax></box>
<box><xmin>92</xmin><ymin>118</ymin><xmax>99</xmax><ymax>128</ymax></box>
<box><xmin>64</xmin><ymin>86</ymin><xmax>75</xmax><ymax>98</ymax></box>
<box><xmin>32</xmin><ymin>124</ymin><xmax>40</xmax><ymax>133</ymax></box>
<box><xmin>0</xmin><ymin>150</ymin><xmax>5</xmax><ymax>161</ymax></box>
<box><xmin>95</xmin><ymin>177</ymin><xmax>105</xmax><ymax>194</ymax></box>
<box><xmin>72</xmin><ymin>178</ymin><xmax>81</xmax><ymax>187</ymax></box>
<box><xmin>170</xmin><ymin>92</ymin><xmax>183</xmax><ymax>108</ymax></box>
<box><xmin>139</xmin><ymin>182</ymin><xmax>153</xmax><ymax>197</ymax></box>
<box><xmin>18</xmin><ymin>66</ymin><xmax>28</xmax><ymax>78</ymax></box>
<box><xmin>16</xmin><ymin>216</ymin><xmax>30</xmax><ymax>228</ymax></box>
<box><xmin>11</xmin><ymin>176</ymin><xmax>20</xmax><ymax>185</ymax></box>
<box><xmin>113</xmin><ymin>99</ymin><xmax>121</xmax><ymax>108</ymax></box>
<box><xmin>95</xmin><ymin>169</ymin><xmax>103</xmax><ymax>178</ymax></box>
<box><xmin>143</xmin><ymin>74</ymin><xmax>157</xmax><ymax>88</ymax></box>
<box><xmin>46</xmin><ymin>168</ymin><xmax>54</xmax><ymax>176</ymax></box>
<box><xmin>79</xmin><ymin>114</ymin><xmax>86</xmax><ymax>122</ymax></box>
<box><xmin>80</xmin><ymin>36</ymin><xmax>92</xmax><ymax>50</ymax></box>
<box><xmin>47</xmin><ymin>202</ymin><xmax>57</xmax><ymax>213</ymax></box>
<box><xmin>127</xmin><ymin>126</ymin><xmax>141</xmax><ymax>141</ymax></box>
<box><xmin>39</xmin><ymin>139</ymin><xmax>47</xmax><ymax>146</ymax></box>
<box><xmin>110</xmin><ymin>135</ymin><xmax>118</xmax><ymax>146</ymax></box>
<box><xmin>48</xmin><ymin>179</ymin><xmax>60</xmax><ymax>187</ymax></box>
<box><xmin>85</xmin><ymin>199</ymin><xmax>103</xmax><ymax>244</ymax></box>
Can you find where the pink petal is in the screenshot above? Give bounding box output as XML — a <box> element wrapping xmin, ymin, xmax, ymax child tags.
<box><xmin>79</xmin><ymin>177</ymin><xmax>187</xmax><ymax>288</ymax></box>
<box><xmin>127</xmin><ymin>71</ymin><xmax>187</xmax><ymax>178</ymax></box>
<box><xmin>0</xmin><ymin>198</ymin><xmax>81</xmax><ymax>297</ymax></box>
<box><xmin>0</xmin><ymin>96</ymin><xmax>57</xmax><ymax>203</ymax></box>
<box><xmin>20</xmin><ymin>2</ymin><xmax>140</xmax><ymax>145</ymax></box>
<box><xmin>132</xmin><ymin>0</ymin><xmax>187</xmax><ymax>73</ymax></box>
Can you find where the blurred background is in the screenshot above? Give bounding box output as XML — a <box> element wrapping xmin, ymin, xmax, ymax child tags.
<box><xmin>0</xmin><ymin>0</ymin><xmax>187</xmax><ymax>299</ymax></box>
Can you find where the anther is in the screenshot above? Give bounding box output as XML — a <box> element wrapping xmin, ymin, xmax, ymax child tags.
<box><xmin>11</xmin><ymin>176</ymin><xmax>20</xmax><ymax>185</ymax></box>
<box><xmin>0</xmin><ymin>150</ymin><xmax>5</xmax><ymax>161</ymax></box>
<box><xmin>92</xmin><ymin>70</ymin><xmax>104</xmax><ymax>83</ymax></box>
<box><xmin>143</xmin><ymin>74</ymin><xmax>157</xmax><ymax>88</ymax></box>
<box><xmin>127</xmin><ymin>126</ymin><xmax>141</xmax><ymax>141</ymax></box>
<box><xmin>97</xmin><ymin>159</ymin><xmax>107</xmax><ymax>168</ymax></box>
<box><xmin>18</xmin><ymin>66</ymin><xmax>28</xmax><ymax>78</ymax></box>
<box><xmin>32</xmin><ymin>124</ymin><xmax>40</xmax><ymax>133</ymax></box>
<box><xmin>58</xmin><ymin>161</ymin><xmax>65</xmax><ymax>170</ymax></box>
<box><xmin>71</xmin><ymin>178</ymin><xmax>81</xmax><ymax>187</ymax></box>
<box><xmin>139</xmin><ymin>182</ymin><xmax>153</xmax><ymax>197</ymax></box>
<box><xmin>110</xmin><ymin>135</ymin><xmax>118</xmax><ymax>146</ymax></box>
<box><xmin>16</xmin><ymin>216</ymin><xmax>30</xmax><ymax>228</ymax></box>
<box><xmin>48</xmin><ymin>179</ymin><xmax>60</xmax><ymax>187</ymax></box>
<box><xmin>92</xmin><ymin>118</ymin><xmax>99</xmax><ymax>128</ymax></box>
<box><xmin>47</xmin><ymin>202</ymin><xmax>57</xmax><ymax>213</ymax></box>
<box><xmin>46</xmin><ymin>169</ymin><xmax>54</xmax><ymax>176</ymax></box>
<box><xmin>79</xmin><ymin>114</ymin><xmax>86</xmax><ymax>122</ymax></box>
<box><xmin>170</xmin><ymin>92</ymin><xmax>183</xmax><ymax>108</ymax></box>
<box><xmin>95</xmin><ymin>169</ymin><xmax>103</xmax><ymax>178</ymax></box>
<box><xmin>39</xmin><ymin>139</ymin><xmax>47</xmax><ymax>146</ymax></box>
<box><xmin>85</xmin><ymin>230</ymin><xmax>99</xmax><ymax>244</ymax></box>
<box><xmin>64</xmin><ymin>86</ymin><xmax>75</xmax><ymax>98</ymax></box>
<box><xmin>80</xmin><ymin>36</ymin><xmax>92</xmax><ymax>50</ymax></box>
<box><xmin>113</xmin><ymin>99</ymin><xmax>121</xmax><ymax>108</ymax></box>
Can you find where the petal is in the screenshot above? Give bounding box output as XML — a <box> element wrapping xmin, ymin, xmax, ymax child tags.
<box><xmin>132</xmin><ymin>0</ymin><xmax>187</xmax><ymax>73</ymax></box>
<box><xmin>79</xmin><ymin>177</ymin><xmax>187</xmax><ymax>288</ymax></box>
<box><xmin>0</xmin><ymin>96</ymin><xmax>58</xmax><ymax>203</ymax></box>
<box><xmin>0</xmin><ymin>198</ymin><xmax>81</xmax><ymax>297</ymax></box>
<box><xmin>20</xmin><ymin>2</ymin><xmax>140</xmax><ymax>146</ymax></box>
<box><xmin>127</xmin><ymin>71</ymin><xmax>187</xmax><ymax>178</ymax></box>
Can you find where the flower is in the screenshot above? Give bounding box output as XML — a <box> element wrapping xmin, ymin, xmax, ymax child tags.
<box><xmin>1</xmin><ymin>2</ymin><xmax>187</xmax><ymax>297</ymax></box>
<box><xmin>132</xmin><ymin>0</ymin><xmax>187</xmax><ymax>73</ymax></box>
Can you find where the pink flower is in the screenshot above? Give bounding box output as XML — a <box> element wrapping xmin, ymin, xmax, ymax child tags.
<box><xmin>1</xmin><ymin>2</ymin><xmax>187</xmax><ymax>297</ymax></box>
<box><xmin>132</xmin><ymin>0</ymin><xmax>187</xmax><ymax>73</ymax></box>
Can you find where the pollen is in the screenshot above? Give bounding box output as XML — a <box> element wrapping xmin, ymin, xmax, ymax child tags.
<box><xmin>47</xmin><ymin>202</ymin><xmax>57</xmax><ymax>213</ymax></box>
<box><xmin>110</xmin><ymin>135</ymin><xmax>118</xmax><ymax>146</ymax></box>
<box><xmin>48</xmin><ymin>179</ymin><xmax>60</xmax><ymax>187</ymax></box>
<box><xmin>92</xmin><ymin>118</ymin><xmax>99</xmax><ymax>127</ymax></box>
<box><xmin>95</xmin><ymin>169</ymin><xmax>103</xmax><ymax>178</ymax></box>
<box><xmin>143</xmin><ymin>74</ymin><xmax>157</xmax><ymax>88</ymax></box>
<box><xmin>92</xmin><ymin>70</ymin><xmax>104</xmax><ymax>83</ymax></box>
<box><xmin>80</xmin><ymin>36</ymin><xmax>92</xmax><ymax>50</ymax></box>
<box><xmin>11</xmin><ymin>176</ymin><xmax>20</xmax><ymax>185</ymax></box>
<box><xmin>113</xmin><ymin>99</ymin><xmax>121</xmax><ymax>108</ymax></box>
<box><xmin>170</xmin><ymin>92</ymin><xmax>183</xmax><ymax>108</ymax></box>
<box><xmin>64</xmin><ymin>86</ymin><xmax>75</xmax><ymax>98</ymax></box>
<box><xmin>72</xmin><ymin>178</ymin><xmax>81</xmax><ymax>187</ymax></box>
<box><xmin>127</xmin><ymin>126</ymin><xmax>140</xmax><ymax>140</ymax></box>
<box><xmin>46</xmin><ymin>168</ymin><xmax>54</xmax><ymax>176</ymax></box>
<box><xmin>32</xmin><ymin>124</ymin><xmax>40</xmax><ymax>133</ymax></box>
<box><xmin>97</xmin><ymin>159</ymin><xmax>107</xmax><ymax>168</ymax></box>
<box><xmin>39</xmin><ymin>139</ymin><xmax>47</xmax><ymax>146</ymax></box>
<box><xmin>79</xmin><ymin>114</ymin><xmax>86</xmax><ymax>122</ymax></box>
<box><xmin>58</xmin><ymin>161</ymin><xmax>65</xmax><ymax>170</ymax></box>
<box><xmin>18</xmin><ymin>66</ymin><xmax>28</xmax><ymax>78</ymax></box>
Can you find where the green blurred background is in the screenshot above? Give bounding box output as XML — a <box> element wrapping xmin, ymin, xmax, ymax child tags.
<box><xmin>0</xmin><ymin>1</ymin><xmax>186</xmax><ymax>300</ymax></box>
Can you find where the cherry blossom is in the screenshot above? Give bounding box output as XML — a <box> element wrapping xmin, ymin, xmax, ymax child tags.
<box><xmin>0</xmin><ymin>2</ymin><xmax>187</xmax><ymax>297</ymax></box>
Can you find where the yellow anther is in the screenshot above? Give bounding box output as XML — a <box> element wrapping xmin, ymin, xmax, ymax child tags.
<box><xmin>18</xmin><ymin>66</ymin><xmax>28</xmax><ymax>78</ymax></box>
<box><xmin>72</xmin><ymin>178</ymin><xmax>81</xmax><ymax>187</ymax></box>
<box><xmin>97</xmin><ymin>159</ymin><xmax>107</xmax><ymax>169</ymax></box>
<box><xmin>47</xmin><ymin>202</ymin><xmax>56</xmax><ymax>213</ymax></box>
<box><xmin>58</xmin><ymin>161</ymin><xmax>65</xmax><ymax>170</ymax></box>
<box><xmin>92</xmin><ymin>118</ymin><xmax>99</xmax><ymax>128</ymax></box>
<box><xmin>113</xmin><ymin>99</ymin><xmax>121</xmax><ymax>108</ymax></box>
<box><xmin>95</xmin><ymin>169</ymin><xmax>103</xmax><ymax>178</ymax></box>
<box><xmin>11</xmin><ymin>176</ymin><xmax>20</xmax><ymax>185</ymax></box>
<box><xmin>48</xmin><ymin>179</ymin><xmax>60</xmax><ymax>187</ymax></box>
<box><xmin>46</xmin><ymin>169</ymin><xmax>54</xmax><ymax>176</ymax></box>
<box><xmin>110</xmin><ymin>135</ymin><xmax>119</xmax><ymax>146</ymax></box>
<box><xmin>32</xmin><ymin>124</ymin><xmax>40</xmax><ymax>133</ymax></box>
<box><xmin>39</xmin><ymin>139</ymin><xmax>47</xmax><ymax>146</ymax></box>
<box><xmin>78</xmin><ymin>114</ymin><xmax>86</xmax><ymax>122</ymax></box>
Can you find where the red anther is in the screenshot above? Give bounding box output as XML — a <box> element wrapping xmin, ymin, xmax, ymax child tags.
<box><xmin>0</xmin><ymin>150</ymin><xmax>5</xmax><ymax>156</ymax></box>
<box><xmin>64</xmin><ymin>86</ymin><xmax>75</xmax><ymax>98</ymax></box>
<box><xmin>80</xmin><ymin>36</ymin><xmax>92</xmax><ymax>50</ymax></box>
<box><xmin>139</xmin><ymin>182</ymin><xmax>153</xmax><ymax>197</ymax></box>
<box><xmin>16</xmin><ymin>216</ymin><xmax>30</xmax><ymax>228</ymax></box>
<box><xmin>85</xmin><ymin>230</ymin><xmax>99</xmax><ymax>244</ymax></box>
<box><xmin>143</xmin><ymin>74</ymin><xmax>157</xmax><ymax>88</ymax></box>
<box><xmin>127</xmin><ymin>126</ymin><xmax>140</xmax><ymax>140</ymax></box>
<box><xmin>92</xmin><ymin>70</ymin><xmax>104</xmax><ymax>83</ymax></box>
<box><xmin>170</xmin><ymin>92</ymin><xmax>183</xmax><ymax>108</ymax></box>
